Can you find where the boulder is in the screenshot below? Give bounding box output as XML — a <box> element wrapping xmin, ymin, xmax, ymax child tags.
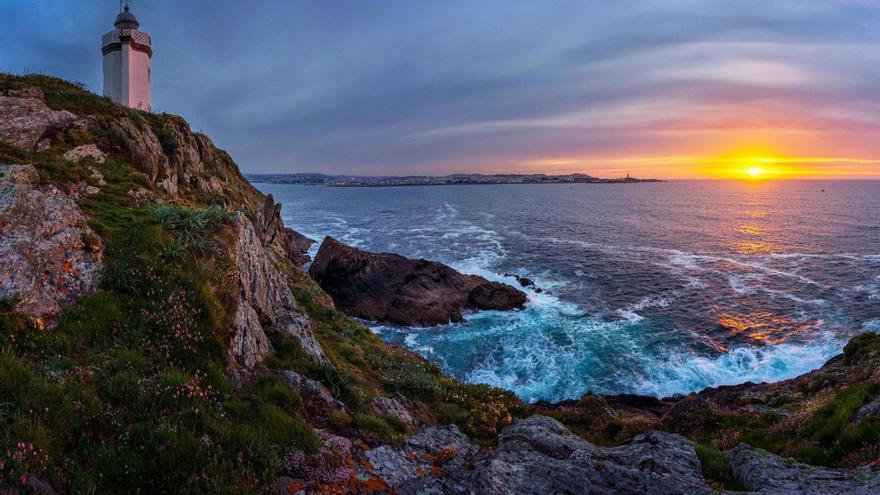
<box><xmin>0</xmin><ymin>96</ymin><xmax>78</xmax><ymax>151</ymax></box>
<box><xmin>725</xmin><ymin>443</ymin><xmax>880</xmax><ymax>494</ymax></box>
<box><xmin>0</xmin><ymin>165</ymin><xmax>103</xmax><ymax>327</ymax></box>
<box><xmin>309</xmin><ymin>237</ymin><xmax>526</xmax><ymax>326</ymax></box>
<box><xmin>63</xmin><ymin>144</ymin><xmax>106</xmax><ymax>164</ymax></box>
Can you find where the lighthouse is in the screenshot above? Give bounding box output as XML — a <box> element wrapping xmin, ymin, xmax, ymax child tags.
<box><xmin>101</xmin><ymin>2</ymin><xmax>152</xmax><ymax>111</ymax></box>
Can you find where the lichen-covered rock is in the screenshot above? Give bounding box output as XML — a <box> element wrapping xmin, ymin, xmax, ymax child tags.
<box><xmin>0</xmin><ymin>96</ymin><xmax>78</xmax><ymax>151</ymax></box>
<box><xmin>365</xmin><ymin>424</ymin><xmax>482</xmax><ymax>494</ymax></box>
<box><xmin>725</xmin><ymin>443</ymin><xmax>880</xmax><ymax>494</ymax></box>
<box><xmin>227</xmin><ymin>214</ymin><xmax>327</xmax><ymax>374</ymax></box>
<box><xmin>0</xmin><ymin>164</ymin><xmax>103</xmax><ymax>327</ymax></box>
<box><xmin>63</xmin><ymin>144</ymin><xmax>106</xmax><ymax>164</ymax></box>
<box><xmin>366</xmin><ymin>416</ymin><xmax>716</xmax><ymax>495</ymax></box>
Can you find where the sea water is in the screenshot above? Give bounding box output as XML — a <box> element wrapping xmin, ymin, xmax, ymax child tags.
<box><xmin>257</xmin><ymin>180</ymin><xmax>880</xmax><ymax>403</ymax></box>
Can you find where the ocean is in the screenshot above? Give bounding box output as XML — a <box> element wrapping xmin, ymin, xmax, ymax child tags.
<box><xmin>256</xmin><ymin>180</ymin><xmax>880</xmax><ymax>403</ymax></box>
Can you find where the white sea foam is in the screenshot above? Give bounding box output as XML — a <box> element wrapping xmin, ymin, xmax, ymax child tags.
<box><xmin>629</xmin><ymin>336</ymin><xmax>844</xmax><ymax>398</ymax></box>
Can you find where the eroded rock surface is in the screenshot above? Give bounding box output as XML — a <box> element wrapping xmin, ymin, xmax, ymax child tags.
<box><xmin>309</xmin><ymin>236</ymin><xmax>526</xmax><ymax>326</ymax></box>
<box><xmin>725</xmin><ymin>443</ymin><xmax>880</xmax><ymax>494</ymax></box>
<box><xmin>0</xmin><ymin>165</ymin><xmax>103</xmax><ymax>327</ymax></box>
<box><xmin>63</xmin><ymin>144</ymin><xmax>106</xmax><ymax>164</ymax></box>
<box><xmin>228</xmin><ymin>214</ymin><xmax>327</xmax><ymax>377</ymax></box>
<box><xmin>365</xmin><ymin>416</ymin><xmax>716</xmax><ymax>495</ymax></box>
<box><xmin>277</xmin><ymin>370</ymin><xmax>346</xmax><ymax>412</ymax></box>
<box><xmin>0</xmin><ymin>96</ymin><xmax>78</xmax><ymax>151</ymax></box>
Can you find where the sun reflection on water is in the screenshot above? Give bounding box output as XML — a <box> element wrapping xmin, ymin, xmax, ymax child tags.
<box><xmin>717</xmin><ymin>311</ymin><xmax>822</xmax><ymax>346</ymax></box>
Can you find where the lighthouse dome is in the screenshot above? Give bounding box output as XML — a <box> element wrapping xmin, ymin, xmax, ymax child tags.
<box><xmin>114</xmin><ymin>6</ymin><xmax>140</xmax><ymax>29</ymax></box>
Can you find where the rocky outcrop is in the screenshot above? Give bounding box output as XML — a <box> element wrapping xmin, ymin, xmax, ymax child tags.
<box><xmin>283</xmin><ymin>228</ymin><xmax>315</xmax><ymax>266</ymax></box>
<box><xmin>365</xmin><ymin>416</ymin><xmax>716</xmax><ymax>494</ymax></box>
<box><xmin>0</xmin><ymin>165</ymin><xmax>102</xmax><ymax>327</ymax></box>
<box><xmin>277</xmin><ymin>370</ymin><xmax>346</xmax><ymax>412</ymax></box>
<box><xmin>0</xmin><ymin>96</ymin><xmax>79</xmax><ymax>151</ymax></box>
<box><xmin>372</xmin><ymin>393</ymin><xmax>433</xmax><ymax>428</ymax></box>
<box><xmin>853</xmin><ymin>395</ymin><xmax>880</xmax><ymax>426</ymax></box>
<box><xmin>725</xmin><ymin>443</ymin><xmax>880</xmax><ymax>494</ymax></box>
<box><xmin>227</xmin><ymin>214</ymin><xmax>328</xmax><ymax>377</ymax></box>
<box><xmin>365</xmin><ymin>414</ymin><xmax>880</xmax><ymax>494</ymax></box>
<box><xmin>365</xmin><ymin>424</ymin><xmax>482</xmax><ymax>494</ymax></box>
<box><xmin>62</xmin><ymin>144</ymin><xmax>106</xmax><ymax>164</ymax></box>
<box><xmin>504</xmin><ymin>272</ymin><xmax>542</xmax><ymax>293</ymax></box>
<box><xmin>309</xmin><ymin>237</ymin><xmax>527</xmax><ymax>326</ymax></box>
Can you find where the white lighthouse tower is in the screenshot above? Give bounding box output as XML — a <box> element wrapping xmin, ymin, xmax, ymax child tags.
<box><xmin>101</xmin><ymin>1</ymin><xmax>152</xmax><ymax>111</ymax></box>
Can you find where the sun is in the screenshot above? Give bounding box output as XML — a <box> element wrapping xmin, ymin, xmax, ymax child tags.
<box><xmin>746</xmin><ymin>166</ymin><xmax>764</xmax><ymax>178</ymax></box>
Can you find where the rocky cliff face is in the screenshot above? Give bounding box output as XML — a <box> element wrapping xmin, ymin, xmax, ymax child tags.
<box><xmin>228</xmin><ymin>212</ymin><xmax>327</xmax><ymax>378</ymax></box>
<box><xmin>309</xmin><ymin>236</ymin><xmax>527</xmax><ymax>326</ymax></box>
<box><xmin>0</xmin><ymin>81</ymin><xmax>318</xmax><ymax>373</ymax></box>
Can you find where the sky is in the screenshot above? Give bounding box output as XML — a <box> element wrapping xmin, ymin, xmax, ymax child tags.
<box><xmin>1</xmin><ymin>0</ymin><xmax>879</xmax><ymax>179</ymax></box>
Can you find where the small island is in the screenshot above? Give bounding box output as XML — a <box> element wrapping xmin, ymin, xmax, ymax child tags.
<box><xmin>247</xmin><ymin>172</ymin><xmax>663</xmax><ymax>187</ymax></box>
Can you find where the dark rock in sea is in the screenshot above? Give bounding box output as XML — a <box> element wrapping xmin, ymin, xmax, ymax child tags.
<box><xmin>309</xmin><ymin>236</ymin><xmax>527</xmax><ymax>326</ymax></box>
<box><xmin>504</xmin><ymin>272</ymin><xmax>543</xmax><ymax>293</ymax></box>
<box><xmin>282</xmin><ymin>227</ymin><xmax>315</xmax><ymax>266</ymax></box>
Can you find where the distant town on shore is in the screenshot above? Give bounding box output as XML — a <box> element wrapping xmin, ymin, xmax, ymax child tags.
<box><xmin>246</xmin><ymin>172</ymin><xmax>663</xmax><ymax>187</ymax></box>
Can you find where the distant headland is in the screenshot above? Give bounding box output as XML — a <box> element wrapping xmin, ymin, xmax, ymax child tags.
<box><xmin>246</xmin><ymin>172</ymin><xmax>663</xmax><ymax>187</ymax></box>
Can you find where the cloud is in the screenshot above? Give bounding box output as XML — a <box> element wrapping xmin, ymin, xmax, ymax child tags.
<box><xmin>1</xmin><ymin>0</ymin><xmax>877</xmax><ymax>177</ymax></box>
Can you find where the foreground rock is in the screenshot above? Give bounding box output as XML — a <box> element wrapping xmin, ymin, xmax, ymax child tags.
<box><xmin>365</xmin><ymin>416</ymin><xmax>716</xmax><ymax>494</ymax></box>
<box><xmin>726</xmin><ymin>443</ymin><xmax>880</xmax><ymax>494</ymax></box>
<box><xmin>309</xmin><ymin>237</ymin><xmax>526</xmax><ymax>326</ymax></box>
<box><xmin>0</xmin><ymin>165</ymin><xmax>103</xmax><ymax>327</ymax></box>
<box><xmin>363</xmin><ymin>415</ymin><xmax>880</xmax><ymax>495</ymax></box>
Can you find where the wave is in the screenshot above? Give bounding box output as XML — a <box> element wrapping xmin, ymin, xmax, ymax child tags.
<box><xmin>628</xmin><ymin>335</ymin><xmax>843</xmax><ymax>398</ymax></box>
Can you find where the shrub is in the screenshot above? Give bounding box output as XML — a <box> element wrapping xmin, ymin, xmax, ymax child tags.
<box><xmin>843</xmin><ymin>332</ymin><xmax>880</xmax><ymax>366</ymax></box>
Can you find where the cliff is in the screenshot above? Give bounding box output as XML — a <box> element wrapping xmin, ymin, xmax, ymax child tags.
<box><xmin>0</xmin><ymin>74</ymin><xmax>878</xmax><ymax>494</ymax></box>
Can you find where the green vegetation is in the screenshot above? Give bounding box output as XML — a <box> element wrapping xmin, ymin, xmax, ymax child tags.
<box><xmin>695</xmin><ymin>443</ymin><xmax>743</xmax><ymax>491</ymax></box>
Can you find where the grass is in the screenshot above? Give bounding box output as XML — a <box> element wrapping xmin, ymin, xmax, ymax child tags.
<box><xmin>695</xmin><ymin>443</ymin><xmax>743</xmax><ymax>491</ymax></box>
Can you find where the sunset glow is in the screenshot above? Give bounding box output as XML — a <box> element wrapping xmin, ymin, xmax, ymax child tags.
<box><xmin>5</xmin><ymin>1</ymin><xmax>879</xmax><ymax>179</ymax></box>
